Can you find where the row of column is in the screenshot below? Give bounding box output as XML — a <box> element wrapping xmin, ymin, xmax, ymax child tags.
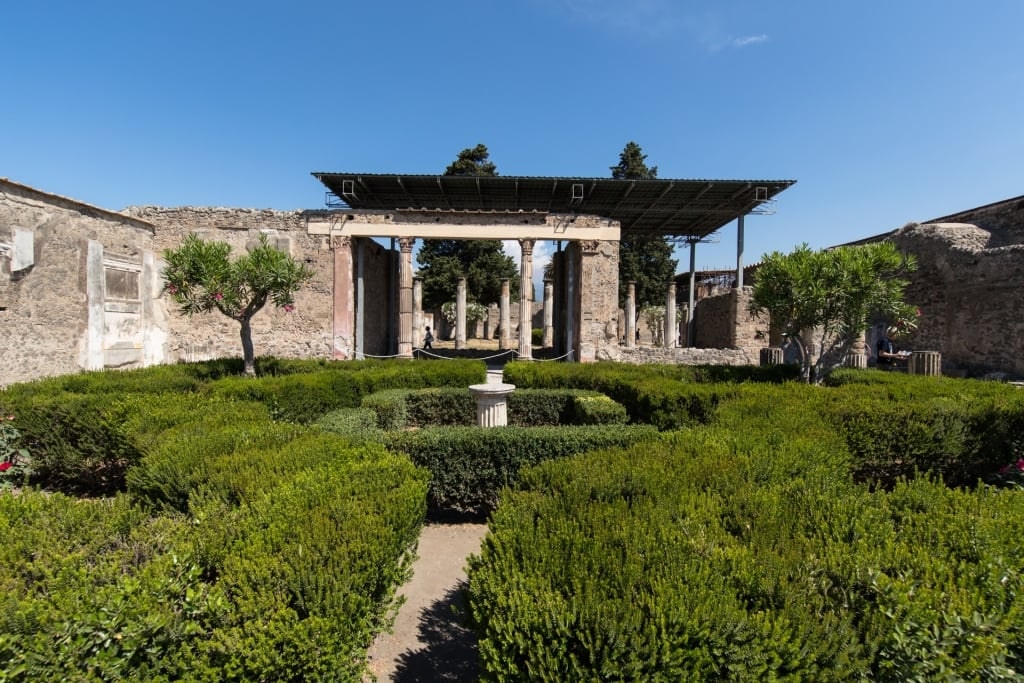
<box><xmin>397</xmin><ymin>237</ymin><xmax>539</xmax><ymax>359</ymax></box>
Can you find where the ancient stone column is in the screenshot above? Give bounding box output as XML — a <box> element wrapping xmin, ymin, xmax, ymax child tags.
<box><xmin>469</xmin><ymin>383</ymin><xmax>516</xmax><ymax>427</ymax></box>
<box><xmin>665</xmin><ymin>281</ymin><xmax>677</xmax><ymax>349</ymax></box>
<box><xmin>542</xmin><ymin>279</ymin><xmax>554</xmax><ymax>348</ymax></box>
<box><xmin>412</xmin><ymin>277</ymin><xmax>423</xmax><ymax>349</ymax></box>
<box><xmin>456</xmin><ymin>277</ymin><xmax>467</xmax><ymax>350</ymax></box>
<box><xmin>518</xmin><ymin>239</ymin><xmax>534</xmax><ymax>360</ymax></box>
<box><xmin>397</xmin><ymin>237</ymin><xmax>414</xmax><ymax>358</ymax></box>
<box><xmin>909</xmin><ymin>350</ymin><xmax>942</xmax><ymax>376</ymax></box>
<box><xmin>845</xmin><ymin>336</ymin><xmax>868</xmax><ymax>369</ymax></box>
<box><xmin>332</xmin><ymin>235</ymin><xmax>354</xmax><ymax>360</ymax></box>
<box><xmin>760</xmin><ymin>347</ymin><xmax>784</xmax><ymax>366</ymax></box>
<box><xmin>625</xmin><ymin>281</ymin><xmax>636</xmax><ymax>348</ymax></box>
<box><xmin>499</xmin><ymin>278</ymin><xmax>511</xmax><ymax>351</ymax></box>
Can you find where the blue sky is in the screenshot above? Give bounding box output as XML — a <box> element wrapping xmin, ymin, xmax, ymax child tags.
<box><xmin>4</xmin><ymin>0</ymin><xmax>1023</xmax><ymax>282</ymax></box>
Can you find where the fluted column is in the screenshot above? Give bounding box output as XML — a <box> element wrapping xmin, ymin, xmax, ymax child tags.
<box><xmin>542</xmin><ymin>279</ymin><xmax>554</xmax><ymax>348</ymax></box>
<box><xmin>518</xmin><ymin>239</ymin><xmax>534</xmax><ymax>360</ymax></box>
<box><xmin>456</xmin><ymin>277</ymin><xmax>467</xmax><ymax>350</ymax></box>
<box><xmin>412</xmin><ymin>277</ymin><xmax>423</xmax><ymax>349</ymax></box>
<box><xmin>499</xmin><ymin>278</ymin><xmax>511</xmax><ymax>350</ymax></box>
<box><xmin>625</xmin><ymin>281</ymin><xmax>636</xmax><ymax>348</ymax></box>
<box><xmin>665</xmin><ymin>281</ymin><xmax>677</xmax><ymax>349</ymax></box>
<box><xmin>397</xmin><ymin>237</ymin><xmax>414</xmax><ymax>358</ymax></box>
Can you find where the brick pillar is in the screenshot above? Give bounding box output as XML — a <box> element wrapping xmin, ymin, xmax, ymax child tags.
<box><xmin>332</xmin><ymin>235</ymin><xmax>354</xmax><ymax>360</ymax></box>
<box><xmin>397</xmin><ymin>237</ymin><xmax>414</xmax><ymax>358</ymax></box>
<box><xmin>518</xmin><ymin>239</ymin><xmax>534</xmax><ymax>360</ymax></box>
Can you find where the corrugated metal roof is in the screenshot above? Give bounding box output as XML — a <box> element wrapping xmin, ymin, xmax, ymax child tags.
<box><xmin>311</xmin><ymin>173</ymin><xmax>796</xmax><ymax>239</ymax></box>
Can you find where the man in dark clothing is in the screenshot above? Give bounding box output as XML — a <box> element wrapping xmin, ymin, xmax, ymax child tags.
<box><xmin>876</xmin><ymin>326</ymin><xmax>909</xmax><ymax>367</ymax></box>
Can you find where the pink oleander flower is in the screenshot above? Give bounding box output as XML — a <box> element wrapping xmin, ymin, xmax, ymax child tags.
<box><xmin>0</xmin><ymin>462</ymin><xmax>11</xmax><ymax>473</ymax></box>
<box><xmin>213</xmin><ymin>292</ymin><xmax>224</xmax><ymax>301</ymax></box>
<box><xmin>1016</xmin><ymin>458</ymin><xmax>1024</xmax><ymax>472</ymax></box>
<box><xmin>284</xmin><ymin>304</ymin><xmax>295</xmax><ymax>313</ymax></box>
<box><xmin>168</xmin><ymin>284</ymin><xmax>178</xmax><ymax>295</ymax></box>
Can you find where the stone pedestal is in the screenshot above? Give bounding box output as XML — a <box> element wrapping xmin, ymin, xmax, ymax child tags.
<box><xmin>469</xmin><ymin>383</ymin><xmax>516</xmax><ymax>427</ymax></box>
<box><xmin>845</xmin><ymin>353</ymin><xmax>868</xmax><ymax>369</ymax></box>
<box><xmin>759</xmin><ymin>347</ymin><xmax>783</xmax><ymax>366</ymax></box>
<box><xmin>909</xmin><ymin>350</ymin><xmax>942</xmax><ymax>376</ymax></box>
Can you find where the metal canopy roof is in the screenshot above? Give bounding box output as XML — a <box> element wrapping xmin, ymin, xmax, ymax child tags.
<box><xmin>312</xmin><ymin>173</ymin><xmax>796</xmax><ymax>240</ymax></box>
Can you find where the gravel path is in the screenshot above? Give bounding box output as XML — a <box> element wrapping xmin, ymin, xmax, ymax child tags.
<box><xmin>365</xmin><ymin>523</ymin><xmax>488</xmax><ymax>682</ymax></box>
<box><xmin>365</xmin><ymin>363</ymin><xmax>504</xmax><ymax>681</ymax></box>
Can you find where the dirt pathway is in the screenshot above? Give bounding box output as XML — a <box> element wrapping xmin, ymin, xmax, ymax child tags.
<box><xmin>365</xmin><ymin>363</ymin><xmax>503</xmax><ymax>681</ymax></box>
<box><xmin>365</xmin><ymin>523</ymin><xmax>488</xmax><ymax>682</ymax></box>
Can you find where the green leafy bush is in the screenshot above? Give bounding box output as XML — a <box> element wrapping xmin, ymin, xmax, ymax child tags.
<box><xmin>313</xmin><ymin>407</ymin><xmax>385</xmax><ymax>445</ymax></box>
<box><xmin>469</xmin><ymin>433</ymin><xmax>1024</xmax><ymax>681</ymax></box>
<box><xmin>571</xmin><ymin>394</ymin><xmax>628</xmax><ymax>425</ymax></box>
<box><xmin>385</xmin><ymin>424</ymin><xmax>659</xmax><ymax>513</ymax></box>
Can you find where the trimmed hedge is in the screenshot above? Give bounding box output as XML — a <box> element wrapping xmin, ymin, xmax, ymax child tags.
<box><xmin>469</xmin><ymin>423</ymin><xmax>1024</xmax><ymax>681</ymax></box>
<box><xmin>384</xmin><ymin>424</ymin><xmax>660</xmax><ymax>513</ymax></box>
<box><xmin>359</xmin><ymin>387</ymin><xmax>628</xmax><ymax>429</ymax></box>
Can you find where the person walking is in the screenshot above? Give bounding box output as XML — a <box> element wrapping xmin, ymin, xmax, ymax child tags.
<box><xmin>423</xmin><ymin>326</ymin><xmax>434</xmax><ymax>349</ymax></box>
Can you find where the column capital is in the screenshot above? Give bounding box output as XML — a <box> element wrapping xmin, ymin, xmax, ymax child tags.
<box><xmin>579</xmin><ymin>239</ymin><xmax>601</xmax><ymax>254</ymax></box>
<box><xmin>398</xmin><ymin>237</ymin><xmax>415</xmax><ymax>253</ymax></box>
<box><xmin>331</xmin><ymin>235</ymin><xmax>352</xmax><ymax>250</ymax></box>
<box><xmin>518</xmin><ymin>238</ymin><xmax>535</xmax><ymax>256</ymax></box>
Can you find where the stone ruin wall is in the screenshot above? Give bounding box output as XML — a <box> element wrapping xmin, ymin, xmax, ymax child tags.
<box><xmin>693</xmin><ymin>286</ymin><xmax>768</xmax><ymax>355</ymax></box>
<box><xmin>574</xmin><ymin>239</ymin><xmax>620</xmax><ymax>362</ymax></box>
<box><xmin>0</xmin><ymin>182</ymin><xmax>158</xmax><ymax>386</ymax></box>
<box><xmin>893</xmin><ymin>216</ymin><xmax>1024</xmax><ymax>377</ymax></box>
<box><xmin>124</xmin><ymin>206</ymin><xmax>341</xmax><ymax>364</ymax></box>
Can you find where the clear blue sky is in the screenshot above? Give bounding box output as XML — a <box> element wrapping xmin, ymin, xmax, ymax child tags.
<box><xmin>4</xmin><ymin>0</ymin><xmax>1023</xmax><ymax>279</ymax></box>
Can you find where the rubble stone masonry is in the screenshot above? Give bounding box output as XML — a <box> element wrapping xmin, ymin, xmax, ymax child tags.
<box><xmin>0</xmin><ymin>181</ymin><xmax>157</xmax><ymax>386</ymax></box>
<box><xmin>124</xmin><ymin>206</ymin><xmax>338</xmax><ymax>364</ymax></box>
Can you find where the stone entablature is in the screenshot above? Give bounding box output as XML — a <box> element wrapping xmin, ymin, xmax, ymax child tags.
<box><xmin>306</xmin><ymin>210</ymin><xmax>619</xmax><ymax>242</ymax></box>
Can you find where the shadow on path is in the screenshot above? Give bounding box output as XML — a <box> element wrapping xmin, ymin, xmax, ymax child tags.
<box><xmin>391</xmin><ymin>582</ymin><xmax>479</xmax><ymax>682</ymax></box>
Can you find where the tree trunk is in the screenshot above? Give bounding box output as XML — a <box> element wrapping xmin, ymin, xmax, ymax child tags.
<box><xmin>240</xmin><ymin>317</ymin><xmax>256</xmax><ymax>377</ymax></box>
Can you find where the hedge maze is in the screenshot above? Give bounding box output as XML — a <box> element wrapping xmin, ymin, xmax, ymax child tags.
<box><xmin>1</xmin><ymin>358</ymin><xmax>1022</xmax><ymax>680</ymax></box>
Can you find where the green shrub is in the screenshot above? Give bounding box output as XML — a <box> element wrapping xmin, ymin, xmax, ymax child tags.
<box><xmin>531</xmin><ymin>328</ymin><xmax>543</xmax><ymax>346</ymax></box>
<box><xmin>469</xmin><ymin>437</ymin><xmax>1024</xmax><ymax>681</ymax></box>
<box><xmin>185</xmin><ymin>449</ymin><xmax>428</xmax><ymax>682</ymax></box>
<box><xmin>384</xmin><ymin>424</ymin><xmax>659</xmax><ymax>513</ymax></box>
<box><xmin>360</xmin><ymin>390</ymin><xmax>411</xmax><ymax>430</ymax></box>
<box><xmin>571</xmin><ymin>394</ymin><xmax>628</xmax><ymax>425</ymax></box>
<box><xmin>0</xmin><ymin>491</ymin><xmax>213</xmax><ymax>682</ymax></box>
<box><xmin>313</xmin><ymin>407</ymin><xmax>385</xmax><ymax>445</ymax></box>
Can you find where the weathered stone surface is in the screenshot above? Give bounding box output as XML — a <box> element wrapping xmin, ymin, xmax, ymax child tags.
<box><xmin>0</xmin><ymin>180</ymin><xmax>158</xmax><ymax>386</ymax></box>
<box><xmin>598</xmin><ymin>345</ymin><xmax>754</xmax><ymax>365</ymax></box>
<box><xmin>892</xmin><ymin>213</ymin><xmax>1024</xmax><ymax>378</ymax></box>
<box><xmin>125</xmin><ymin>206</ymin><xmax>338</xmax><ymax>364</ymax></box>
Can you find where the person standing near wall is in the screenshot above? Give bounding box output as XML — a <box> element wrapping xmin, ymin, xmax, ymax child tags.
<box><xmin>876</xmin><ymin>326</ymin><xmax>910</xmax><ymax>367</ymax></box>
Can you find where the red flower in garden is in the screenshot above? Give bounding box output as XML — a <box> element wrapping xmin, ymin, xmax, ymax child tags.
<box><xmin>284</xmin><ymin>304</ymin><xmax>295</xmax><ymax>313</ymax></box>
<box><xmin>213</xmin><ymin>292</ymin><xmax>224</xmax><ymax>301</ymax></box>
<box><xmin>168</xmin><ymin>284</ymin><xmax>178</xmax><ymax>295</ymax></box>
<box><xmin>0</xmin><ymin>462</ymin><xmax>11</xmax><ymax>472</ymax></box>
<box><xmin>1016</xmin><ymin>458</ymin><xmax>1024</xmax><ymax>472</ymax></box>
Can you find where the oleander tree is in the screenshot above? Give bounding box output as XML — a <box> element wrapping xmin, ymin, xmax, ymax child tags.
<box><xmin>749</xmin><ymin>242</ymin><xmax>918</xmax><ymax>383</ymax></box>
<box><xmin>163</xmin><ymin>233</ymin><xmax>313</xmax><ymax>377</ymax></box>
